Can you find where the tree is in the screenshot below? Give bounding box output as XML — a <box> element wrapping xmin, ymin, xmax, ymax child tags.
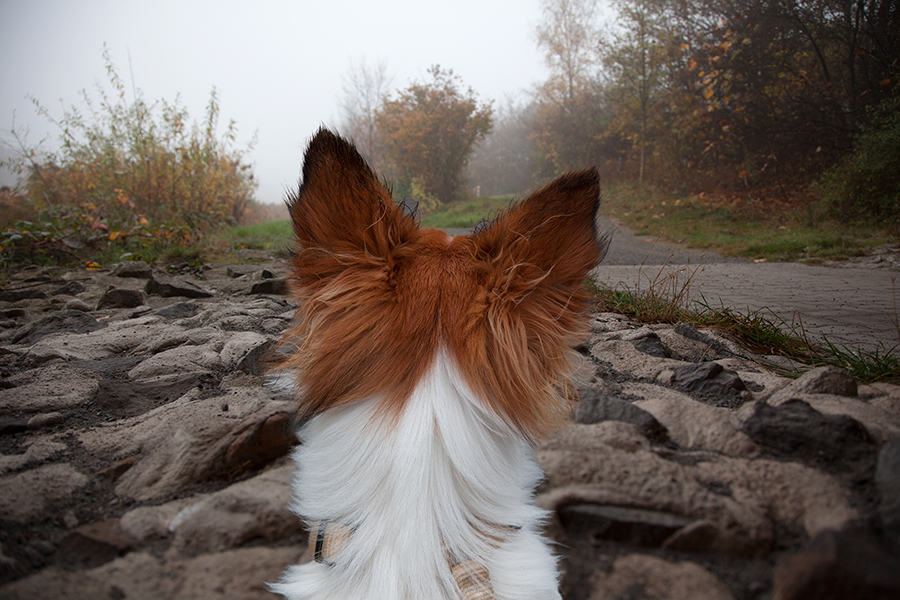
<box><xmin>602</xmin><ymin>0</ymin><xmax>676</xmax><ymax>183</ymax></box>
<box><xmin>467</xmin><ymin>98</ymin><xmax>535</xmax><ymax>196</ymax></box>
<box><xmin>528</xmin><ymin>78</ymin><xmax>614</xmax><ymax>182</ymax></box>
<box><xmin>529</xmin><ymin>0</ymin><xmax>612</xmax><ymax>182</ymax></box>
<box><xmin>337</xmin><ymin>58</ymin><xmax>393</xmax><ymax>172</ymax></box>
<box><xmin>535</xmin><ymin>0</ymin><xmax>600</xmax><ymax>102</ymax></box>
<box><xmin>376</xmin><ymin>66</ymin><xmax>493</xmax><ymax>203</ymax></box>
<box><xmin>660</xmin><ymin>0</ymin><xmax>899</xmax><ymax>191</ymax></box>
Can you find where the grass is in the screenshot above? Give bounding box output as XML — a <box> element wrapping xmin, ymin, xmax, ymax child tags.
<box><xmin>203</xmin><ymin>220</ymin><xmax>294</xmax><ymax>259</ymax></box>
<box><xmin>601</xmin><ymin>182</ymin><xmax>893</xmax><ymax>263</ymax></box>
<box><xmin>588</xmin><ymin>266</ymin><xmax>900</xmax><ymax>384</ymax></box>
<box><xmin>419</xmin><ymin>195</ymin><xmax>517</xmax><ymax>229</ymax></box>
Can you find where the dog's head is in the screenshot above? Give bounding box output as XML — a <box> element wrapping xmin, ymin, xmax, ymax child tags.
<box><xmin>282</xmin><ymin>128</ymin><xmax>606</xmax><ymax>440</ymax></box>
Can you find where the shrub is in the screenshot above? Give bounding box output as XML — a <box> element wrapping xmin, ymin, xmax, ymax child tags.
<box><xmin>816</xmin><ymin>89</ymin><xmax>900</xmax><ymax>233</ymax></box>
<box><xmin>1</xmin><ymin>45</ymin><xmax>258</xmax><ymax>267</ymax></box>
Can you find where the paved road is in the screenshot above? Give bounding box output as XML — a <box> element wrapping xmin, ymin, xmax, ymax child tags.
<box><xmin>593</xmin><ymin>218</ymin><xmax>899</xmax><ymax>351</ymax></box>
<box><xmin>446</xmin><ymin>221</ymin><xmax>898</xmax><ymax>351</ymax></box>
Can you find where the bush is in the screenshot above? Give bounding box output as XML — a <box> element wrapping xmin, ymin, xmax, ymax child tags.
<box><xmin>816</xmin><ymin>89</ymin><xmax>900</xmax><ymax>233</ymax></box>
<box><xmin>1</xmin><ymin>45</ymin><xmax>258</xmax><ymax>267</ymax></box>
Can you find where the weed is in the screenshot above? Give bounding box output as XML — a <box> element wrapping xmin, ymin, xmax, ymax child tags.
<box><xmin>590</xmin><ymin>262</ymin><xmax>899</xmax><ymax>384</ymax></box>
<box><xmin>1</xmin><ymin>45</ymin><xmax>257</xmax><ymax>272</ymax></box>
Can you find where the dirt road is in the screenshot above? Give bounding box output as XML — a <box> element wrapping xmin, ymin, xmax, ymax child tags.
<box><xmin>447</xmin><ymin>220</ymin><xmax>898</xmax><ymax>350</ymax></box>
<box><xmin>593</xmin><ymin>218</ymin><xmax>899</xmax><ymax>351</ymax></box>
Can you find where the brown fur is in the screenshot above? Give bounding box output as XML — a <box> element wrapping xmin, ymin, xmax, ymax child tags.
<box><xmin>281</xmin><ymin>128</ymin><xmax>605</xmax><ymax>440</ymax></box>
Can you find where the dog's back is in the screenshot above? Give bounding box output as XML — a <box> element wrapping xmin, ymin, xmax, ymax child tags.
<box><xmin>272</xmin><ymin>129</ymin><xmax>605</xmax><ymax>600</ymax></box>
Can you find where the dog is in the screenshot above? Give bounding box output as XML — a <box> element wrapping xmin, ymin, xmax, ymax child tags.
<box><xmin>272</xmin><ymin>128</ymin><xmax>606</xmax><ymax>600</ymax></box>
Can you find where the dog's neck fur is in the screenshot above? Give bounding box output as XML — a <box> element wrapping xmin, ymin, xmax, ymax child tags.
<box><xmin>275</xmin><ymin>349</ymin><xmax>549</xmax><ymax>599</ymax></box>
<box><xmin>273</xmin><ymin>128</ymin><xmax>605</xmax><ymax>600</ymax></box>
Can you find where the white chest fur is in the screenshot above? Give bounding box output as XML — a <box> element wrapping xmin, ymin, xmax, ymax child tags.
<box><xmin>272</xmin><ymin>350</ymin><xmax>562</xmax><ymax>600</ymax></box>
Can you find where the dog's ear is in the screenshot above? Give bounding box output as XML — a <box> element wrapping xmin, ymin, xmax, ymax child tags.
<box><xmin>284</xmin><ymin>129</ymin><xmax>428</xmax><ymax>418</ymax></box>
<box><xmin>288</xmin><ymin>128</ymin><xmax>417</xmax><ymax>274</ymax></box>
<box><xmin>472</xmin><ymin>168</ymin><xmax>605</xmax><ymax>296</ymax></box>
<box><xmin>458</xmin><ymin>168</ymin><xmax>607</xmax><ymax>439</ymax></box>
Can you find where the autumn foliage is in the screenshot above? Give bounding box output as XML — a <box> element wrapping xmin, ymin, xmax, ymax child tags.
<box><xmin>475</xmin><ymin>0</ymin><xmax>899</xmax><ymax>225</ymax></box>
<box><xmin>1</xmin><ymin>47</ymin><xmax>258</xmax><ymax>267</ymax></box>
<box><xmin>338</xmin><ymin>66</ymin><xmax>492</xmax><ymax>207</ymax></box>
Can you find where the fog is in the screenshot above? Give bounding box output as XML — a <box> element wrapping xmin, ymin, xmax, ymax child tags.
<box><xmin>0</xmin><ymin>0</ymin><xmax>550</xmax><ymax>205</ymax></box>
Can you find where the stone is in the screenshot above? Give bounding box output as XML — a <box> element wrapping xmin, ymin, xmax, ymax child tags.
<box><xmin>96</xmin><ymin>455</ymin><xmax>138</xmax><ymax>482</ymax></box>
<box><xmin>670</xmin><ymin>361</ymin><xmax>746</xmax><ymax>404</ymax></box>
<box><xmin>111</xmin><ymin>260</ymin><xmax>152</xmax><ymax>279</ymax></box>
<box><xmin>574</xmin><ymin>387</ymin><xmax>667</xmax><ymax>441</ymax></box>
<box><xmin>632</xmin><ymin>332</ymin><xmax>670</xmax><ymax>358</ymax></box>
<box><xmin>772</xmin><ymin>528</ymin><xmax>900</xmax><ymax>600</ymax></box>
<box><xmin>50</xmin><ymin>281</ymin><xmax>85</xmax><ymax>296</ymax></box>
<box><xmin>876</xmin><ymin>436</ymin><xmax>900</xmax><ymax>553</ymax></box>
<box><xmin>223</xmin><ymin>412</ymin><xmax>295</xmax><ymax>477</ymax></box>
<box><xmin>768</xmin><ymin>392</ymin><xmax>900</xmax><ymax>445</ymax></box>
<box><xmin>0</xmin><ymin>463</ymin><xmax>89</xmax><ymax>522</ymax></box>
<box><xmin>661</xmin><ymin>519</ymin><xmax>721</xmax><ymax>552</ymax></box>
<box><xmin>64</xmin><ymin>298</ymin><xmax>92</xmax><ymax>312</ymax></box>
<box><xmin>128</xmin><ymin>325</ymin><xmax>225</xmax><ymax>357</ymax></box>
<box><xmin>673</xmin><ymin>322</ymin><xmax>732</xmax><ymax>354</ymax></box>
<box><xmin>20</xmin><ymin>318</ymin><xmax>185</xmax><ymax>364</ymax></box>
<box><xmin>58</xmin><ymin>518</ymin><xmax>134</xmax><ymax>569</ymax></box>
<box><xmin>539</xmin><ymin>422</ymin><xmax>859</xmax><ymax>556</ymax></box>
<box><xmin>145</xmin><ymin>273</ymin><xmax>213</xmax><ymax>298</ymax></box>
<box><xmin>0</xmin><ymin>288</ymin><xmax>47</xmax><ymax>302</ymax></box>
<box><xmin>94</xmin><ymin>373</ymin><xmax>212</xmax><ymax>419</ymax></box>
<box><xmin>226</xmin><ymin>265</ymin><xmax>259</xmax><ymax>278</ymax></box>
<box><xmin>0</xmin><ymin>307</ymin><xmax>29</xmax><ymax>317</ymax></box>
<box><xmin>740</xmin><ymin>399</ymin><xmax>874</xmax><ymax>469</ymax></box>
<box><xmin>590</xmin><ymin>339</ymin><xmax>690</xmax><ymax>380</ymax></box>
<box><xmin>694</xmin><ymin>456</ymin><xmax>859</xmax><ymax>540</ymax></box>
<box><xmin>0</xmin><ymin>418</ymin><xmax>27</xmax><ymax>435</ymax></box>
<box><xmin>11</xmin><ymin>309</ymin><xmax>106</xmax><ymax>345</ymax></box>
<box><xmin>220</xmin><ymin>331</ymin><xmax>270</xmax><ymax>370</ymax></box>
<box><xmin>769</xmin><ymin>366</ymin><xmax>857</xmax><ymax>403</ymax></box>
<box><xmin>152</xmin><ymin>301</ymin><xmax>199</xmax><ymax>319</ymax></box>
<box><xmin>0</xmin><ymin>546</ymin><xmax>303</xmax><ymax>600</ymax></box>
<box><xmin>120</xmin><ymin>496</ymin><xmax>199</xmax><ymax>542</ymax></box>
<box><xmin>0</xmin><ymin>437</ymin><xmax>67</xmax><ymax>474</ymax></box>
<box><xmin>167</xmin><ymin>463</ymin><xmax>303</xmax><ymax>555</ymax></box>
<box><xmin>126</xmin><ymin>344</ymin><xmax>224</xmax><ymax>381</ymax></box>
<box><xmin>537</xmin><ymin>423</ymin><xmax>773</xmax><ymax>556</ymax></box>
<box><xmin>236</xmin><ymin>339</ymin><xmax>281</xmax><ymax>376</ymax></box>
<box><xmin>657</xmin><ymin>327</ymin><xmax>723</xmax><ymax>362</ymax></box>
<box><xmin>587</xmin><ymin>554</ymin><xmax>735</xmax><ymax>600</ymax></box>
<box><xmin>78</xmin><ymin>386</ymin><xmax>292</xmax><ymax>499</ymax></box>
<box><xmin>0</xmin><ymin>369</ymin><xmax>99</xmax><ymax>415</ymax></box>
<box><xmin>96</xmin><ymin>288</ymin><xmax>145</xmax><ymax>310</ymax></box>
<box><xmin>630</xmin><ymin>383</ymin><xmax>758</xmax><ymax>456</ymax></box>
<box><xmin>26</xmin><ymin>411</ymin><xmax>66</xmax><ymax>430</ymax></box>
<box><xmin>558</xmin><ymin>503</ymin><xmax>690</xmax><ymax>547</ymax></box>
<box><xmin>250</xmin><ymin>278</ymin><xmax>289</xmax><ymax>295</ymax></box>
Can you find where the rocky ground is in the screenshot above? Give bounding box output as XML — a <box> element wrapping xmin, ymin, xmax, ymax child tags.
<box><xmin>0</xmin><ymin>252</ymin><xmax>898</xmax><ymax>600</ymax></box>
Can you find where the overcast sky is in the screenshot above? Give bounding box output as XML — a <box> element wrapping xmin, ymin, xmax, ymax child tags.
<box><xmin>0</xmin><ymin>0</ymin><xmax>557</xmax><ymax>205</ymax></box>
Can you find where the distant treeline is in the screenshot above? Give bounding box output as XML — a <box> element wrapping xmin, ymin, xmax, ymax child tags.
<box><xmin>340</xmin><ymin>0</ymin><xmax>898</xmax><ymax>227</ymax></box>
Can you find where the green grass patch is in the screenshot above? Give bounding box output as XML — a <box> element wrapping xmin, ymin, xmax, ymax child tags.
<box><xmin>601</xmin><ymin>182</ymin><xmax>892</xmax><ymax>262</ymax></box>
<box><xmin>420</xmin><ymin>195</ymin><xmax>517</xmax><ymax>229</ymax></box>
<box><xmin>203</xmin><ymin>220</ymin><xmax>294</xmax><ymax>258</ymax></box>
